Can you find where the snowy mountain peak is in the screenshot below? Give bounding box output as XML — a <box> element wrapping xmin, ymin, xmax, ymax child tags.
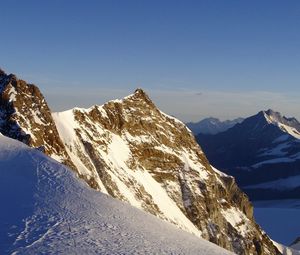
<box><xmin>264</xmin><ymin>108</ymin><xmax>279</xmax><ymax>116</ymax></box>
<box><xmin>133</xmin><ymin>88</ymin><xmax>150</xmax><ymax>99</ymax></box>
<box><xmin>261</xmin><ymin>109</ymin><xmax>300</xmax><ymax>139</ymax></box>
<box><xmin>53</xmin><ymin>92</ymin><xmax>279</xmax><ymax>255</ymax></box>
<box><xmin>125</xmin><ymin>88</ymin><xmax>156</xmax><ymax>107</ymax></box>
<box><xmin>0</xmin><ymin>70</ymin><xmax>280</xmax><ymax>254</ymax></box>
<box><xmin>262</xmin><ymin>109</ymin><xmax>300</xmax><ymax>127</ymax></box>
<box><xmin>263</xmin><ymin>109</ymin><xmax>284</xmax><ymax>124</ymax></box>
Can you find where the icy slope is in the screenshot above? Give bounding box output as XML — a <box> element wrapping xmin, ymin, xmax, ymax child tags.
<box><xmin>0</xmin><ymin>134</ymin><xmax>233</xmax><ymax>255</ymax></box>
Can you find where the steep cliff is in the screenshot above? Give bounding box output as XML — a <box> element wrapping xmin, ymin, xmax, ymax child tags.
<box><xmin>0</xmin><ymin>69</ymin><xmax>75</xmax><ymax>169</ymax></box>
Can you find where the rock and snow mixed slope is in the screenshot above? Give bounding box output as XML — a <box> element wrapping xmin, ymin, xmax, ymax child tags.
<box><xmin>197</xmin><ymin>109</ymin><xmax>300</xmax><ymax>200</ymax></box>
<box><xmin>52</xmin><ymin>89</ymin><xmax>279</xmax><ymax>254</ymax></box>
<box><xmin>0</xmin><ymin>69</ymin><xmax>75</xmax><ymax>169</ymax></box>
<box><xmin>0</xmin><ymin>134</ymin><xmax>234</xmax><ymax>255</ymax></box>
<box><xmin>0</xmin><ymin>69</ymin><xmax>280</xmax><ymax>254</ymax></box>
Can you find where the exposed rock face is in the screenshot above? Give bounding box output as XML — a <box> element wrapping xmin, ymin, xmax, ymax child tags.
<box><xmin>0</xmin><ymin>69</ymin><xmax>280</xmax><ymax>254</ymax></box>
<box><xmin>0</xmin><ymin>70</ymin><xmax>75</xmax><ymax>169</ymax></box>
<box><xmin>53</xmin><ymin>89</ymin><xmax>279</xmax><ymax>255</ymax></box>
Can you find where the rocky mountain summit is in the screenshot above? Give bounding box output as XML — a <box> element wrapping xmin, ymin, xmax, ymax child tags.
<box><xmin>0</xmin><ymin>69</ymin><xmax>75</xmax><ymax>169</ymax></box>
<box><xmin>0</xmin><ymin>70</ymin><xmax>281</xmax><ymax>255</ymax></box>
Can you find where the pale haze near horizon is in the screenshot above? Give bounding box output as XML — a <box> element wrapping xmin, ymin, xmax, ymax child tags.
<box><xmin>43</xmin><ymin>86</ymin><xmax>299</xmax><ymax>122</ymax></box>
<box><xmin>1</xmin><ymin>1</ymin><xmax>300</xmax><ymax>122</ymax></box>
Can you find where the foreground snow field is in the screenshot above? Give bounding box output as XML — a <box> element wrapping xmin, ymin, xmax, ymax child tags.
<box><xmin>0</xmin><ymin>134</ymin><xmax>232</xmax><ymax>255</ymax></box>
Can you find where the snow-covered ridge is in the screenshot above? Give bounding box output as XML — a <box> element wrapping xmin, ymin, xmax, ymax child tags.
<box><xmin>263</xmin><ymin>109</ymin><xmax>300</xmax><ymax>139</ymax></box>
<box><xmin>0</xmin><ymin>134</ymin><xmax>233</xmax><ymax>255</ymax></box>
<box><xmin>247</xmin><ymin>110</ymin><xmax>300</xmax><ymax>170</ymax></box>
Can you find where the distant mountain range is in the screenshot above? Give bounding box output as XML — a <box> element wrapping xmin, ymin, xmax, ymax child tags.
<box><xmin>186</xmin><ymin>117</ymin><xmax>244</xmax><ymax>135</ymax></box>
<box><xmin>197</xmin><ymin>109</ymin><xmax>300</xmax><ymax>200</ymax></box>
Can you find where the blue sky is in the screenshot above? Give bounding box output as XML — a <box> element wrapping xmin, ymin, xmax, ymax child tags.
<box><xmin>1</xmin><ymin>0</ymin><xmax>300</xmax><ymax>121</ymax></box>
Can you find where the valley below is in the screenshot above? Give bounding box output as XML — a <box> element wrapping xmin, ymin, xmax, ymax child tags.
<box><xmin>253</xmin><ymin>199</ymin><xmax>300</xmax><ymax>246</ymax></box>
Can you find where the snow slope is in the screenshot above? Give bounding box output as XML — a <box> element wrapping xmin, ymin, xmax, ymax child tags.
<box><xmin>0</xmin><ymin>134</ymin><xmax>232</xmax><ymax>255</ymax></box>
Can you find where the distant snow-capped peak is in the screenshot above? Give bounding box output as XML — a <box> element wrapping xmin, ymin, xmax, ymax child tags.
<box><xmin>262</xmin><ymin>109</ymin><xmax>300</xmax><ymax>139</ymax></box>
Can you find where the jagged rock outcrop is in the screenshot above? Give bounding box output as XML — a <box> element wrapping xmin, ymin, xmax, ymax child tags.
<box><xmin>0</xmin><ymin>69</ymin><xmax>75</xmax><ymax>169</ymax></box>
<box><xmin>0</xmin><ymin>69</ymin><xmax>280</xmax><ymax>255</ymax></box>
<box><xmin>53</xmin><ymin>88</ymin><xmax>280</xmax><ymax>254</ymax></box>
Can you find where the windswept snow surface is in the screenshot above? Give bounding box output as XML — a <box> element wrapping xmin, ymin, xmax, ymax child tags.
<box><xmin>0</xmin><ymin>134</ymin><xmax>232</xmax><ymax>255</ymax></box>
